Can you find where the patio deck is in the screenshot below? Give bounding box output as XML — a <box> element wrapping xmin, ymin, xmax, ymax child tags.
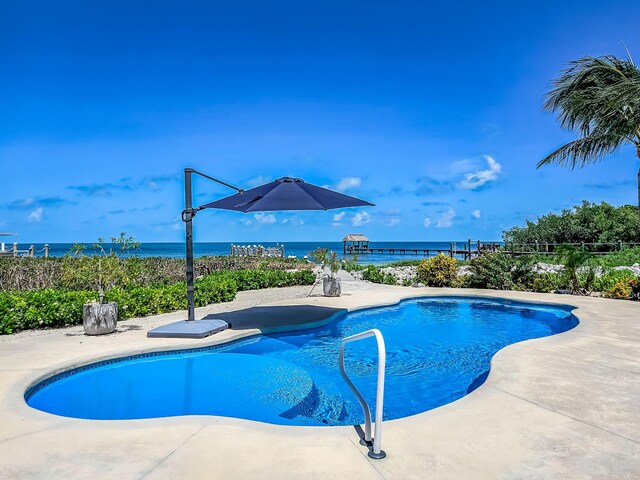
<box><xmin>1</xmin><ymin>282</ymin><xmax>639</xmax><ymax>479</ymax></box>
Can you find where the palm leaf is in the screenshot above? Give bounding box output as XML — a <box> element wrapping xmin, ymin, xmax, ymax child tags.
<box><xmin>537</xmin><ymin>133</ymin><xmax>626</xmax><ymax>169</ymax></box>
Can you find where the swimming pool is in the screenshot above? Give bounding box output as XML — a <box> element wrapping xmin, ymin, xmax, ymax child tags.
<box><xmin>26</xmin><ymin>297</ymin><xmax>578</xmax><ymax>426</ymax></box>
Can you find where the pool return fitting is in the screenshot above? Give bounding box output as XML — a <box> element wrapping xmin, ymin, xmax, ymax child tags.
<box><xmin>339</xmin><ymin>328</ymin><xmax>387</xmax><ymax>459</ymax></box>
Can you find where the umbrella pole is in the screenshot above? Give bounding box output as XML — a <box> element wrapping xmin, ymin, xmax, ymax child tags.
<box><xmin>184</xmin><ymin>168</ymin><xmax>196</xmax><ymax>322</ymax></box>
<box><xmin>147</xmin><ymin>168</ymin><xmax>247</xmax><ymax>338</ymax></box>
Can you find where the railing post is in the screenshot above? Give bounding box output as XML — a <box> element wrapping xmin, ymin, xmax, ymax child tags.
<box><xmin>29</xmin><ymin>245</ymin><xmax>34</xmax><ymax>257</ymax></box>
<box><xmin>339</xmin><ymin>329</ymin><xmax>387</xmax><ymax>459</ymax></box>
<box><xmin>44</xmin><ymin>244</ymin><xmax>49</xmax><ymax>258</ymax></box>
<box><xmin>13</xmin><ymin>242</ymin><xmax>18</xmax><ymax>257</ymax></box>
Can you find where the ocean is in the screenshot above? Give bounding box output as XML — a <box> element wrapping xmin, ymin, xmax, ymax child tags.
<box><xmin>12</xmin><ymin>241</ymin><xmax>495</xmax><ymax>265</ymax></box>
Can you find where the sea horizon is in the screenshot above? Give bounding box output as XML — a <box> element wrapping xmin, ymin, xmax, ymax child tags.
<box><xmin>6</xmin><ymin>240</ymin><xmax>503</xmax><ymax>265</ymax></box>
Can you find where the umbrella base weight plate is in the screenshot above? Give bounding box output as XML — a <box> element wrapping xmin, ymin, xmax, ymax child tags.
<box><xmin>147</xmin><ymin>319</ymin><xmax>229</xmax><ymax>339</ymax></box>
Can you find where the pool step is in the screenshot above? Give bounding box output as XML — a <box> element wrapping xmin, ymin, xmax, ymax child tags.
<box><xmin>279</xmin><ymin>383</ymin><xmax>354</xmax><ymax>425</ymax></box>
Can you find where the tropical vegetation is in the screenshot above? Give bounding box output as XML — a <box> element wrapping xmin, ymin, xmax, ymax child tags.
<box><xmin>416</xmin><ymin>254</ymin><xmax>458</xmax><ymax>287</ymax></box>
<box><xmin>503</xmin><ymin>201</ymin><xmax>639</xmax><ymax>246</ymax></box>
<box><xmin>538</xmin><ymin>54</ymin><xmax>640</xmax><ymax>237</ymax></box>
<box><xmin>0</xmin><ymin>251</ymin><xmax>315</xmax><ymax>334</ymax></box>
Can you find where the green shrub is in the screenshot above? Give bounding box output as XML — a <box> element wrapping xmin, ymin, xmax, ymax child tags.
<box><xmin>454</xmin><ymin>274</ymin><xmax>473</xmax><ymax>288</ymax></box>
<box><xmin>604</xmin><ymin>281</ymin><xmax>632</xmax><ymax>300</ymax></box>
<box><xmin>341</xmin><ymin>255</ymin><xmax>364</xmax><ymax>272</ymax></box>
<box><xmin>468</xmin><ymin>252</ymin><xmax>536</xmax><ymax>291</ymax></box>
<box><xmin>0</xmin><ymin>268</ymin><xmax>314</xmax><ymax>334</ymax></box>
<box><xmin>361</xmin><ymin>265</ymin><xmax>398</xmax><ymax>285</ymax></box>
<box><xmin>0</xmin><ymin>289</ymin><xmax>96</xmax><ymax>334</ymax></box>
<box><xmin>416</xmin><ymin>254</ymin><xmax>458</xmax><ymax>287</ymax></box>
<box><xmin>594</xmin><ymin>247</ymin><xmax>640</xmax><ymax>268</ymax></box>
<box><xmin>532</xmin><ymin>273</ymin><xmax>562</xmax><ymax>293</ymax></box>
<box><xmin>0</xmin><ymin>255</ymin><xmax>311</xmax><ymax>292</ymax></box>
<box><xmin>593</xmin><ymin>269</ymin><xmax>638</xmax><ymax>292</ymax></box>
<box><xmin>503</xmin><ymin>201</ymin><xmax>640</xmax><ymax>246</ymax></box>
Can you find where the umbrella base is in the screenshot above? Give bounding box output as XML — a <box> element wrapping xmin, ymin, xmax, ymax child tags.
<box><xmin>147</xmin><ymin>319</ymin><xmax>229</xmax><ymax>339</ymax></box>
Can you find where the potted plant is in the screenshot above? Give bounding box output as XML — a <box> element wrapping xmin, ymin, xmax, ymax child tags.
<box><xmin>310</xmin><ymin>247</ymin><xmax>342</xmax><ymax>297</ymax></box>
<box><xmin>69</xmin><ymin>233</ymin><xmax>139</xmax><ymax>335</ymax></box>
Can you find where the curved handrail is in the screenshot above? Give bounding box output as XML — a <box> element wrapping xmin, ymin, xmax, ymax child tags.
<box><xmin>339</xmin><ymin>328</ymin><xmax>386</xmax><ymax>459</ymax></box>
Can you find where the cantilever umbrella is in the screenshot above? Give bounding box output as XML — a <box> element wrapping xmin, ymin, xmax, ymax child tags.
<box><xmin>148</xmin><ymin>170</ymin><xmax>374</xmax><ymax>339</ymax></box>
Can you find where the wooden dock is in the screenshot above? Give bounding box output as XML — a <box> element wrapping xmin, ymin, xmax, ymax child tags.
<box><xmin>344</xmin><ymin>240</ymin><xmax>500</xmax><ymax>260</ymax></box>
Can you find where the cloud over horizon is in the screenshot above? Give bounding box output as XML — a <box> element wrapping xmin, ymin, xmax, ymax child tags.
<box><xmin>352</xmin><ymin>211</ymin><xmax>370</xmax><ymax>227</ymax></box>
<box><xmin>436</xmin><ymin>208</ymin><xmax>456</xmax><ymax>228</ymax></box>
<box><xmin>253</xmin><ymin>213</ymin><xmax>277</xmax><ymax>224</ymax></box>
<box><xmin>458</xmin><ymin>156</ymin><xmax>502</xmax><ymax>190</ymax></box>
<box><xmin>336</xmin><ymin>176</ymin><xmax>362</xmax><ymax>192</ymax></box>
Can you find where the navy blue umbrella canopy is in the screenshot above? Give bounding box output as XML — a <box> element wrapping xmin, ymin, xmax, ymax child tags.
<box><xmin>199</xmin><ymin>176</ymin><xmax>374</xmax><ymax>212</ymax></box>
<box><xmin>147</xmin><ymin>170</ymin><xmax>375</xmax><ymax>340</ymax></box>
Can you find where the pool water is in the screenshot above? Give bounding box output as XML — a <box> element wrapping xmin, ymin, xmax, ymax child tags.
<box><xmin>26</xmin><ymin>297</ymin><xmax>578</xmax><ymax>425</ymax></box>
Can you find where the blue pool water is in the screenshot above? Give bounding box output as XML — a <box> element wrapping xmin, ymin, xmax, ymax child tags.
<box><xmin>26</xmin><ymin>297</ymin><xmax>578</xmax><ymax>425</ymax></box>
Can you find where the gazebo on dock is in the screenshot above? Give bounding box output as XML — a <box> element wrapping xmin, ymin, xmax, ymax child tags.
<box><xmin>343</xmin><ymin>233</ymin><xmax>370</xmax><ymax>254</ymax></box>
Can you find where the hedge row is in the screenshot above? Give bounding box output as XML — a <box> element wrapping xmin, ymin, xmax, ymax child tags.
<box><xmin>0</xmin><ymin>269</ymin><xmax>315</xmax><ymax>334</ymax></box>
<box><xmin>0</xmin><ymin>255</ymin><xmax>311</xmax><ymax>292</ymax></box>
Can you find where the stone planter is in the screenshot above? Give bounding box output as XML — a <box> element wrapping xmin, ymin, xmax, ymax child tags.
<box><xmin>83</xmin><ymin>302</ymin><xmax>118</xmax><ymax>335</ymax></box>
<box><xmin>323</xmin><ymin>276</ymin><xmax>341</xmax><ymax>297</ymax></box>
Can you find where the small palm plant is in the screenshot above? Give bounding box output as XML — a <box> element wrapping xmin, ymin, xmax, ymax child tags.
<box><xmin>309</xmin><ymin>247</ymin><xmax>340</xmax><ymax>278</ymax></box>
<box><xmin>555</xmin><ymin>245</ymin><xmax>595</xmax><ymax>295</ymax></box>
<box><xmin>538</xmin><ymin>54</ymin><xmax>640</xmax><ymax>237</ymax></box>
<box><xmin>309</xmin><ymin>247</ymin><xmax>342</xmax><ymax>297</ymax></box>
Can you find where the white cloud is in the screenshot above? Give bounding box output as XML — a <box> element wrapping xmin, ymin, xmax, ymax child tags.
<box><xmin>336</xmin><ymin>176</ymin><xmax>362</xmax><ymax>192</ymax></box>
<box><xmin>28</xmin><ymin>207</ymin><xmax>44</xmax><ymax>222</ymax></box>
<box><xmin>458</xmin><ymin>155</ymin><xmax>502</xmax><ymax>190</ymax></box>
<box><xmin>436</xmin><ymin>208</ymin><xmax>456</xmax><ymax>228</ymax></box>
<box><xmin>246</xmin><ymin>175</ymin><xmax>272</xmax><ymax>187</ymax></box>
<box><xmin>332</xmin><ymin>211</ymin><xmax>346</xmax><ymax>225</ymax></box>
<box><xmin>472</xmin><ymin>209</ymin><xmax>481</xmax><ymax>219</ymax></box>
<box><xmin>253</xmin><ymin>213</ymin><xmax>276</xmax><ymax>224</ymax></box>
<box><xmin>352</xmin><ymin>211</ymin><xmax>370</xmax><ymax>227</ymax></box>
<box><xmin>282</xmin><ymin>217</ymin><xmax>304</xmax><ymax>226</ymax></box>
<box><xmin>386</xmin><ymin>218</ymin><xmax>400</xmax><ymax>227</ymax></box>
<box><xmin>423</xmin><ymin>218</ymin><xmax>432</xmax><ymax>228</ymax></box>
<box><xmin>240</xmin><ymin>218</ymin><xmax>253</xmax><ymax>226</ymax></box>
<box><xmin>449</xmin><ymin>159</ymin><xmax>477</xmax><ymax>174</ymax></box>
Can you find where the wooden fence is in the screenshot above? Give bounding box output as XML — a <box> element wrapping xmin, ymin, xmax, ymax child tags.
<box><xmin>502</xmin><ymin>241</ymin><xmax>640</xmax><ymax>255</ymax></box>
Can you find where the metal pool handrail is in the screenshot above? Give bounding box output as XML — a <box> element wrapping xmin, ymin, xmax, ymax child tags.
<box><xmin>339</xmin><ymin>328</ymin><xmax>386</xmax><ymax>459</ymax></box>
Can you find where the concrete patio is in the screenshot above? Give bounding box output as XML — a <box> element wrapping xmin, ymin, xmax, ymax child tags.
<box><xmin>1</xmin><ymin>280</ymin><xmax>639</xmax><ymax>479</ymax></box>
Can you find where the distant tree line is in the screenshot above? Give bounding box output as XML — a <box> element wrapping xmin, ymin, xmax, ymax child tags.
<box><xmin>502</xmin><ymin>201</ymin><xmax>640</xmax><ymax>245</ymax></box>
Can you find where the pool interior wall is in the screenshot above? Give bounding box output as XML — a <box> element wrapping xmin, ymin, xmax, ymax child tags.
<box><xmin>26</xmin><ymin>296</ymin><xmax>578</xmax><ymax>426</ymax></box>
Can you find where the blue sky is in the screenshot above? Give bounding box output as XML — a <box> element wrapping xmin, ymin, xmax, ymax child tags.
<box><xmin>1</xmin><ymin>0</ymin><xmax>639</xmax><ymax>243</ymax></box>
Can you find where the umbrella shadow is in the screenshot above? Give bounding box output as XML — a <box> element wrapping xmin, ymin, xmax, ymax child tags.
<box><xmin>202</xmin><ymin>305</ymin><xmax>346</xmax><ymax>331</ymax></box>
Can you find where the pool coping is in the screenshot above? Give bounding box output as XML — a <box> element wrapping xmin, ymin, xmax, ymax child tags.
<box><xmin>2</xmin><ymin>285</ymin><xmax>640</xmax><ymax>479</ymax></box>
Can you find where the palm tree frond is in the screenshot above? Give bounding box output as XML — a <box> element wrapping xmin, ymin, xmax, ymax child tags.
<box><xmin>537</xmin><ymin>133</ymin><xmax>626</xmax><ymax>169</ymax></box>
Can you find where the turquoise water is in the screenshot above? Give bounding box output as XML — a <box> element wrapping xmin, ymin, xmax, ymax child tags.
<box><xmin>26</xmin><ymin>297</ymin><xmax>577</xmax><ymax>425</ymax></box>
<box><xmin>25</xmin><ymin>241</ymin><xmax>497</xmax><ymax>265</ymax></box>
